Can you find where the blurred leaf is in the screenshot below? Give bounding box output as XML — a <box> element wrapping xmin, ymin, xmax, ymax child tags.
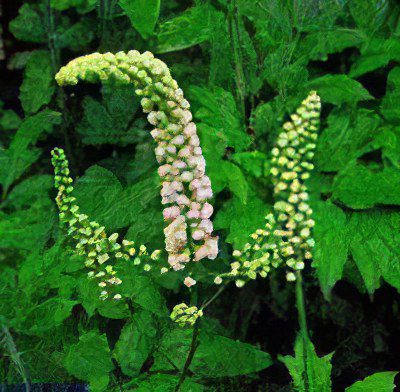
<box><xmin>9</xmin><ymin>4</ymin><xmax>46</xmax><ymax>43</ymax></box>
<box><xmin>119</xmin><ymin>0</ymin><xmax>160</xmax><ymax>38</ymax></box>
<box><xmin>280</xmin><ymin>334</ymin><xmax>333</xmax><ymax>392</ymax></box>
<box><xmin>127</xmin><ymin>374</ymin><xmax>203</xmax><ymax>392</ymax></box>
<box><xmin>232</xmin><ymin>151</ymin><xmax>268</xmax><ymax>178</ymax></box>
<box><xmin>114</xmin><ymin>310</ymin><xmax>158</xmax><ymax>376</ymax></box>
<box><xmin>20</xmin><ymin>50</ymin><xmax>55</xmax><ymax>114</ymax></box>
<box><xmin>307</xmin><ymin>75</ymin><xmax>373</xmax><ymax>105</ymax></box>
<box><xmin>345</xmin><ymin>371</ymin><xmax>398</xmax><ymax>392</ymax></box>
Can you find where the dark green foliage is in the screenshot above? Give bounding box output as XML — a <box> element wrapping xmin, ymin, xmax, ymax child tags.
<box><xmin>2</xmin><ymin>0</ymin><xmax>400</xmax><ymax>391</ymax></box>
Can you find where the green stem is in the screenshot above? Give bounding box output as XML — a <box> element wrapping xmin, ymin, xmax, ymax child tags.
<box><xmin>228</xmin><ymin>0</ymin><xmax>246</xmax><ymax>119</ymax></box>
<box><xmin>45</xmin><ymin>0</ymin><xmax>75</xmax><ymax>171</ymax></box>
<box><xmin>174</xmin><ymin>321</ymin><xmax>200</xmax><ymax>392</ymax></box>
<box><xmin>295</xmin><ymin>270</ymin><xmax>312</xmax><ymax>392</ymax></box>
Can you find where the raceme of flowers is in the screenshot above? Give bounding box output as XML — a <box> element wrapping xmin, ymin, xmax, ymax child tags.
<box><xmin>170</xmin><ymin>303</ymin><xmax>203</xmax><ymax>327</ymax></box>
<box><xmin>55</xmin><ymin>51</ymin><xmax>218</xmax><ymax>273</ymax></box>
<box><xmin>214</xmin><ymin>91</ymin><xmax>321</xmax><ymax>287</ymax></box>
<box><xmin>51</xmin><ymin>148</ymin><xmax>161</xmax><ymax>300</ymax></box>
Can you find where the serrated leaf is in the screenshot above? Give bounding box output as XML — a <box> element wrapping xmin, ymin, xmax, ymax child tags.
<box><xmin>214</xmin><ymin>194</ymin><xmax>270</xmax><ymax>248</ymax></box>
<box><xmin>306</xmin><ymin>75</ymin><xmax>373</xmax><ymax>105</ymax></box>
<box><xmin>0</xmin><ymin>109</ymin><xmax>61</xmax><ymax>193</ymax></box>
<box><xmin>191</xmin><ymin>85</ymin><xmax>250</xmax><ymax>151</ymax></box>
<box><xmin>114</xmin><ymin>310</ymin><xmax>157</xmax><ymax>376</ymax></box>
<box><xmin>20</xmin><ymin>50</ymin><xmax>55</xmax><ymax>114</ymax></box>
<box><xmin>280</xmin><ymin>334</ymin><xmax>333</xmax><ymax>392</ymax></box>
<box><xmin>153</xmin><ymin>328</ymin><xmax>272</xmax><ymax>378</ymax></box>
<box><xmin>348</xmin><ymin>211</ymin><xmax>400</xmax><ymax>294</ymax></box>
<box><xmin>154</xmin><ymin>4</ymin><xmax>218</xmax><ymax>53</ymax></box>
<box><xmin>350</xmin><ymin>38</ymin><xmax>400</xmax><ymax>78</ymax></box>
<box><xmin>232</xmin><ymin>151</ymin><xmax>268</xmax><ymax>178</ymax></box>
<box><xmin>312</xmin><ymin>201</ymin><xmax>349</xmax><ymax>299</ymax></box>
<box><xmin>332</xmin><ymin>161</ymin><xmax>400</xmax><ymax>209</ymax></box>
<box><xmin>315</xmin><ymin>109</ymin><xmax>380</xmax><ymax>172</ymax></box>
<box><xmin>119</xmin><ymin>0</ymin><xmax>160</xmax><ymax>38</ymax></box>
<box><xmin>345</xmin><ymin>371</ymin><xmax>398</xmax><ymax>392</ymax></box>
<box><xmin>64</xmin><ymin>331</ymin><xmax>113</xmax><ymax>391</ymax></box>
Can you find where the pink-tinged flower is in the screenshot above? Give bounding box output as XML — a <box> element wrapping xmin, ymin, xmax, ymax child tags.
<box><xmin>158</xmin><ymin>164</ymin><xmax>171</xmax><ymax>177</ymax></box>
<box><xmin>164</xmin><ymin>215</ymin><xmax>187</xmax><ymax>253</ymax></box>
<box><xmin>184</xmin><ymin>276</ymin><xmax>196</xmax><ymax>287</ymax></box>
<box><xmin>181</xmin><ymin>171</ymin><xmax>193</xmax><ymax>182</ymax></box>
<box><xmin>163</xmin><ymin>206</ymin><xmax>181</xmax><ymax>220</ymax></box>
<box><xmin>173</xmin><ymin>160</ymin><xmax>186</xmax><ymax>169</ymax></box>
<box><xmin>196</xmin><ymin>187</ymin><xmax>213</xmax><ymax>201</ymax></box>
<box><xmin>199</xmin><ymin>219</ymin><xmax>213</xmax><ymax>234</ymax></box>
<box><xmin>192</xmin><ymin>230</ymin><xmax>205</xmax><ymax>241</ymax></box>
<box><xmin>194</xmin><ymin>237</ymin><xmax>219</xmax><ymax>261</ymax></box>
<box><xmin>189</xmin><ymin>135</ymin><xmax>200</xmax><ymax>147</ymax></box>
<box><xmin>178</xmin><ymin>146</ymin><xmax>192</xmax><ymax>158</ymax></box>
<box><xmin>176</xmin><ymin>194</ymin><xmax>190</xmax><ymax>206</ymax></box>
<box><xmin>193</xmin><ymin>147</ymin><xmax>202</xmax><ymax>155</ymax></box>
<box><xmin>184</xmin><ymin>123</ymin><xmax>196</xmax><ymax>137</ymax></box>
<box><xmin>200</xmin><ymin>203</ymin><xmax>213</xmax><ymax>219</ymax></box>
<box><xmin>172</xmin><ymin>135</ymin><xmax>185</xmax><ymax>145</ymax></box>
<box><xmin>187</xmin><ymin>209</ymin><xmax>200</xmax><ymax>219</ymax></box>
<box><xmin>166</xmin><ymin>145</ymin><xmax>177</xmax><ymax>154</ymax></box>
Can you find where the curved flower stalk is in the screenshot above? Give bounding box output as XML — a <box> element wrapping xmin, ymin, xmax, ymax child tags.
<box><xmin>170</xmin><ymin>303</ymin><xmax>203</xmax><ymax>327</ymax></box>
<box><xmin>215</xmin><ymin>91</ymin><xmax>321</xmax><ymax>287</ymax></box>
<box><xmin>51</xmin><ymin>148</ymin><xmax>160</xmax><ymax>300</ymax></box>
<box><xmin>55</xmin><ymin>51</ymin><xmax>218</xmax><ymax>272</ymax></box>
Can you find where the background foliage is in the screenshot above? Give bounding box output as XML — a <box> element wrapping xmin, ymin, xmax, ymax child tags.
<box><xmin>1</xmin><ymin>0</ymin><xmax>400</xmax><ymax>390</ymax></box>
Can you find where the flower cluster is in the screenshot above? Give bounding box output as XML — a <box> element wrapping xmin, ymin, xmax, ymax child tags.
<box><xmin>170</xmin><ymin>303</ymin><xmax>203</xmax><ymax>327</ymax></box>
<box><xmin>51</xmin><ymin>148</ymin><xmax>160</xmax><ymax>300</ymax></box>
<box><xmin>55</xmin><ymin>51</ymin><xmax>218</xmax><ymax>273</ymax></box>
<box><xmin>215</xmin><ymin>91</ymin><xmax>321</xmax><ymax>286</ymax></box>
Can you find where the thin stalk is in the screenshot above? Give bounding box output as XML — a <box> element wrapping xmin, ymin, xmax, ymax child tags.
<box><xmin>45</xmin><ymin>0</ymin><xmax>75</xmax><ymax>171</ymax></box>
<box><xmin>201</xmin><ymin>284</ymin><xmax>227</xmax><ymax>310</ymax></box>
<box><xmin>228</xmin><ymin>0</ymin><xmax>246</xmax><ymax>119</ymax></box>
<box><xmin>295</xmin><ymin>270</ymin><xmax>313</xmax><ymax>391</ymax></box>
<box><xmin>1</xmin><ymin>325</ymin><xmax>30</xmax><ymax>391</ymax></box>
<box><xmin>174</xmin><ymin>321</ymin><xmax>200</xmax><ymax>392</ymax></box>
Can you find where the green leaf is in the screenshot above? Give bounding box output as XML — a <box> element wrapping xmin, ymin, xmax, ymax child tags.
<box><xmin>280</xmin><ymin>334</ymin><xmax>333</xmax><ymax>392</ymax></box>
<box><xmin>232</xmin><ymin>151</ymin><xmax>268</xmax><ymax>178</ymax></box>
<box><xmin>306</xmin><ymin>75</ymin><xmax>373</xmax><ymax>105</ymax></box>
<box><xmin>350</xmin><ymin>39</ymin><xmax>400</xmax><ymax>78</ymax></box>
<box><xmin>345</xmin><ymin>371</ymin><xmax>398</xmax><ymax>392</ymax></box>
<box><xmin>73</xmin><ymin>166</ymin><xmax>162</xmax><ymax>236</ymax></box>
<box><xmin>381</xmin><ymin>67</ymin><xmax>400</xmax><ymax>123</ymax></box>
<box><xmin>298</xmin><ymin>29</ymin><xmax>365</xmax><ymax>62</ymax></box>
<box><xmin>332</xmin><ymin>161</ymin><xmax>400</xmax><ymax>209</ymax></box>
<box><xmin>315</xmin><ymin>109</ymin><xmax>380</xmax><ymax>172</ymax></box>
<box><xmin>20</xmin><ymin>50</ymin><xmax>55</xmax><ymax>114</ymax></box>
<box><xmin>0</xmin><ymin>109</ymin><xmax>61</xmax><ymax>193</ymax></box>
<box><xmin>64</xmin><ymin>331</ymin><xmax>113</xmax><ymax>391</ymax></box>
<box><xmin>23</xmin><ymin>298</ymin><xmax>77</xmax><ymax>335</ymax></box>
<box><xmin>154</xmin><ymin>4</ymin><xmax>218</xmax><ymax>53</ymax></box>
<box><xmin>114</xmin><ymin>310</ymin><xmax>158</xmax><ymax>376</ymax></box>
<box><xmin>191</xmin><ymin>85</ymin><xmax>250</xmax><ymax>152</ymax></box>
<box><xmin>119</xmin><ymin>0</ymin><xmax>160</xmax><ymax>38</ymax></box>
<box><xmin>153</xmin><ymin>328</ymin><xmax>272</xmax><ymax>378</ymax></box>
<box><xmin>128</xmin><ymin>374</ymin><xmax>203</xmax><ymax>392</ymax></box>
<box><xmin>348</xmin><ymin>211</ymin><xmax>400</xmax><ymax>294</ymax></box>
<box><xmin>191</xmin><ymin>332</ymin><xmax>273</xmax><ymax>378</ymax></box>
<box><xmin>312</xmin><ymin>201</ymin><xmax>350</xmax><ymax>299</ymax></box>
<box><xmin>214</xmin><ymin>194</ymin><xmax>269</xmax><ymax>248</ymax></box>
<box><xmin>9</xmin><ymin>4</ymin><xmax>46</xmax><ymax>43</ymax></box>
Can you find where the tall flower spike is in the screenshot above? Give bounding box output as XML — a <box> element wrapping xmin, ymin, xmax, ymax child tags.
<box><xmin>51</xmin><ymin>148</ymin><xmax>156</xmax><ymax>300</ymax></box>
<box><xmin>215</xmin><ymin>92</ymin><xmax>321</xmax><ymax>286</ymax></box>
<box><xmin>55</xmin><ymin>51</ymin><xmax>218</xmax><ymax>272</ymax></box>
